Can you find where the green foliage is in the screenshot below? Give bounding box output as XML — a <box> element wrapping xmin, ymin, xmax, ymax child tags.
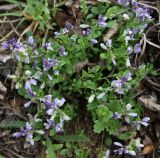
<box><xmin>0</xmin><ymin>120</ymin><xmax>25</xmax><ymax>128</ymax></box>
<box><xmin>7</xmin><ymin>0</ymin><xmax>154</xmax><ymax>157</ymax></box>
<box><xmin>46</xmin><ymin>138</ymin><xmax>57</xmax><ymax>158</ymax></box>
<box><xmin>52</xmin><ymin>134</ymin><xmax>90</xmax><ymax>142</ymax></box>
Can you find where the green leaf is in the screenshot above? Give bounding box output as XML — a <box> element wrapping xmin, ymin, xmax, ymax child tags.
<box><xmin>53</xmin><ymin>144</ymin><xmax>63</xmax><ymax>151</ymax></box>
<box><xmin>81</xmin><ymin>0</ymin><xmax>88</xmax><ymax>17</ymax></box>
<box><xmin>52</xmin><ymin>134</ymin><xmax>90</xmax><ymax>142</ymax></box>
<box><xmin>105</xmin><ymin>137</ymin><xmax>112</xmax><ymax>146</ymax></box>
<box><xmin>106</xmin><ymin>119</ymin><xmax>120</xmax><ymax>135</ymax></box>
<box><xmin>118</xmin><ymin>132</ymin><xmax>132</xmax><ymax>140</ymax></box>
<box><xmin>0</xmin><ymin>154</ymin><xmax>5</xmax><ymax>158</ymax></box>
<box><xmin>106</xmin><ymin>6</ymin><xmax>122</xmax><ymax>19</ymax></box>
<box><xmin>46</xmin><ymin>138</ymin><xmax>56</xmax><ymax>158</ymax></box>
<box><xmin>0</xmin><ymin>120</ymin><xmax>25</xmax><ymax>129</ymax></box>
<box><xmin>100</xmin><ymin>53</ymin><xmax>108</xmax><ymax>59</ymax></box>
<box><xmin>34</xmin><ymin>135</ymin><xmax>42</xmax><ymax>141</ymax></box>
<box><xmin>94</xmin><ymin>120</ymin><xmax>106</xmax><ymax>133</ymax></box>
<box><xmin>49</xmin><ymin>129</ymin><xmax>56</xmax><ymax>136</ymax></box>
<box><xmin>108</xmin><ymin>100</ymin><xmax>123</xmax><ymax>113</ymax></box>
<box><xmin>0</xmin><ymin>12</ymin><xmax>22</xmax><ymax>17</ymax></box>
<box><xmin>107</xmin><ymin>20</ymin><xmax>118</xmax><ymax>28</ymax></box>
<box><xmin>18</xmin><ymin>87</ymin><xmax>27</xmax><ymax>96</ymax></box>
<box><xmin>87</xmin><ymin>102</ymin><xmax>97</xmax><ymax>110</ymax></box>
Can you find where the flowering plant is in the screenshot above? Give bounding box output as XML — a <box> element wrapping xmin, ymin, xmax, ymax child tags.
<box><xmin>2</xmin><ymin>0</ymin><xmax>155</xmax><ymax>157</ymax></box>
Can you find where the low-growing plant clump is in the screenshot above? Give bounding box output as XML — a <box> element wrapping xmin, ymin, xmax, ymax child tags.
<box><xmin>1</xmin><ymin>0</ymin><xmax>157</xmax><ymax>157</ymax></box>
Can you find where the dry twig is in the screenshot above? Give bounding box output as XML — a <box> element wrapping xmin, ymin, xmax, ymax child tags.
<box><xmin>103</xmin><ymin>24</ymin><xmax>119</xmax><ymax>42</ymax></box>
<box><xmin>0</xmin><ymin>4</ymin><xmax>18</xmax><ymax>11</ymax></box>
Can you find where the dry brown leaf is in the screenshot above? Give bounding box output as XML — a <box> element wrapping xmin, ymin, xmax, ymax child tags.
<box><xmin>139</xmin><ymin>95</ymin><xmax>160</xmax><ymax>111</ymax></box>
<box><xmin>103</xmin><ymin>24</ymin><xmax>119</xmax><ymax>42</ymax></box>
<box><xmin>0</xmin><ymin>54</ymin><xmax>12</xmax><ymax>63</ymax></box>
<box><xmin>0</xmin><ymin>81</ymin><xmax>7</xmax><ymax>93</ymax></box>
<box><xmin>143</xmin><ymin>144</ymin><xmax>157</xmax><ymax>155</ymax></box>
<box><xmin>10</xmin><ymin>96</ymin><xmax>23</xmax><ymax>114</ymax></box>
<box><xmin>0</xmin><ymin>94</ymin><xmax>4</xmax><ymax>100</ymax></box>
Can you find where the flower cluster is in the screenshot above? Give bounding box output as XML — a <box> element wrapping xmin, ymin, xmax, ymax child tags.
<box><xmin>54</xmin><ymin>22</ymin><xmax>73</xmax><ymax>36</ymax></box>
<box><xmin>114</xmin><ymin>138</ymin><xmax>144</xmax><ymax>156</ymax></box>
<box><xmin>41</xmin><ymin>95</ymin><xmax>70</xmax><ymax>132</ymax></box>
<box><xmin>118</xmin><ymin>0</ymin><xmax>130</xmax><ymax>7</ymax></box>
<box><xmin>43</xmin><ymin>58</ymin><xmax>59</xmax><ymax>71</ymax></box>
<box><xmin>111</xmin><ymin>72</ymin><xmax>132</xmax><ymax>94</ymax></box>
<box><xmin>113</xmin><ymin>103</ymin><xmax>150</xmax><ymax>130</ymax></box>
<box><xmin>98</xmin><ymin>15</ymin><xmax>107</xmax><ymax>28</ymax></box>
<box><xmin>133</xmin><ymin>117</ymin><xmax>150</xmax><ymax>130</ymax></box>
<box><xmin>2</xmin><ymin>38</ymin><xmax>21</xmax><ymax>51</ymax></box>
<box><xmin>13</xmin><ymin>122</ymin><xmax>34</xmax><ymax>146</ymax></box>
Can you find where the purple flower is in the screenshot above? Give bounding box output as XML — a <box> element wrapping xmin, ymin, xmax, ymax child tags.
<box><xmin>91</xmin><ymin>39</ymin><xmax>98</xmax><ymax>45</ymax></box>
<box><xmin>43</xmin><ymin>58</ymin><xmax>59</xmax><ymax>71</ymax></box>
<box><xmin>83</xmin><ymin>28</ymin><xmax>92</xmax><ymax>36</ymax></box>
<box><xmin>55</xmin><ymin>123</ymin><xmax>63</xmax><ymax>132</ymax></box>
<box><xmin>127</xmin><ymin>112</ymin><xmax>138</xmax><ymax>117</ymax></box>
<box><xmin>15</xmin><ymin>55</ymin><xmax>20</xmax><ymax>61</ymax></box>
<box><xmin>42</xmin><ymin>96</ymin><xmax>65</xmax><ymax>115</ymax></box>
<box><xmin>13</xmin><ymin>122</ymin><xmax>34</xmax><ymax>145</ymax></box>
<box><xmin>27</xmin><ymin>88</ymin><xmax>36</xmax><ymax>97</ymax></box>
<box><xmin>114</xmin><ymin>142</ymin><xmax>123</xmax><ymax>147</ymax></box>
<box><xmin>28</xmin><ymin>36</ymin><xmax>34</xmax><ymax>45</ymax></box>
<box><xmin>59</xmin><ymin>46</ymin><xmax>68</xmax><ymax>56</ymax></box>
<box><xmin>114</xmin><ymin>148</ymin><xmax>125</xmax><ymax>155</ymax></box>
<box><xmin>134</xmin><ymin>43</ymin><xmax>141</xmax><ymax>54</ymax></box>
<box><xmin>128</xmin><ymin>28</ymin><xmax>138</xmax><ymax>39</ymax></box>
<box><xmin>118</xmin><ymin>0</ymin><xmax>130</xmax><ymax>7</ymax></box>
<box><xmin>2</xmin><ymin>38</ymin><xmax>21</xmax><ymax>50</ymax></box>
<box><xmin>63</xmin><ymin>22</ymin><xmax>73</xmax><ymax>34</ymax></box>
<box><xmin>135</xmin><ymin>7</ymin><xmax>152</xmax><ymax>21</ymax></box>
<box><xmin>113</xmin><ymin>112</ymin><xmax>122</xmax><ymax>119</ymax></box>
<box><xmin>111</xmin><ymin>72</ymin><xmax>132</xmax><ymax>94</ymax></box>
<box><xmin>44</xmin><ymin>119</ymin><xmax>55</xmax><ymax>129</ymax></box>
<box><xmin>111</xmin><ymin>80</ymin><xmax>124</xmax><ymax>94</ymax></box>
<box><xmin>43</xmin><ymin>42</ymin><xmax>52</xmax><ymax>50</ymax></box>
<box><xmin>25</xmin><ymin>80</ymin><xmax>37</xmax><ymax>97</ymax></box>
<box><xmin>65</xmin><ymin>22</ymin><xmax>73</xmax><ymax>31</ymax></box>
<box><xmin>134</xmin><ymin>117</ymin><xmax>150</xmax><ymax>130</ymax></box>
<box><xmin>24</xmin><ymin>101</ymin><xmax>32</xmax><ymax>108</ymax></box>
<box><xmin>98</xmin><ymin>15</ymin><xmax>107</xmax><ymax>28</ymax></box>
<box><xmin>132</xmin><ymin>1</ymin><xmax>138</xmax><ymax>8</ymax></box>
<box><xmin>2</xmin><ymin>41</ymin><xmax>9</xmax><ymax>49</ymax></box>
<box><xmin>33</xmin><ymin>61</ymin><xmax>38</xmax><ymax>67</ymax></box>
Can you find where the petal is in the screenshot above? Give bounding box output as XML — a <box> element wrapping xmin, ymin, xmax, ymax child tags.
<box><xmin>126</xmin><ymin>103</ymin><xmax>132</xmax><ymax>110</ymax></box>
<box><xmin>128</xmin><ymin>112</ymin><xmax>138</xmax><ymax>117</ymax></box>
<box><xmin>142</xmin><ymin>117</ymin><xmax>150</xmax><ymax>122</ymax></box>
<box><xmin>88</xmin><ymin>94</ymin><xmax>95</xmax><ymax>103</ymax></box>
<box><xmin>24</xmin><ymin>101</ymin><xmax>32</xmax><ymax>108</ymax></box>
<box><xmin>29</xmin><ymin>79</ymin><xmax>37</xmax><ymax>85</ymax></box>
<box><xmin>46</xmin><ymin>109</ymin><xmax>54</xmax><ymax>115</ymax></box>
<box><xmin>13</xmin><ymin>132</ymin><xmax>22</xmax><ymax>138</ymax></box>
<box><xmin>114</xmin><ymin>142</ymin><xmax>123</xmax><ymax>147</ymax></box>
<box><xmin>128</xmin><ymin>150</ymin><xmax>136</xmax><ymax>156</ymax></box>
<box><xmin>141</xmin><ymin>121</ymin><xmax>149</xmax><ymax>127</ymax></box>
<box><xmin>100</xmin><ymin>43</ymin><xmax>107</xmax><ymax>50</ymax></box>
